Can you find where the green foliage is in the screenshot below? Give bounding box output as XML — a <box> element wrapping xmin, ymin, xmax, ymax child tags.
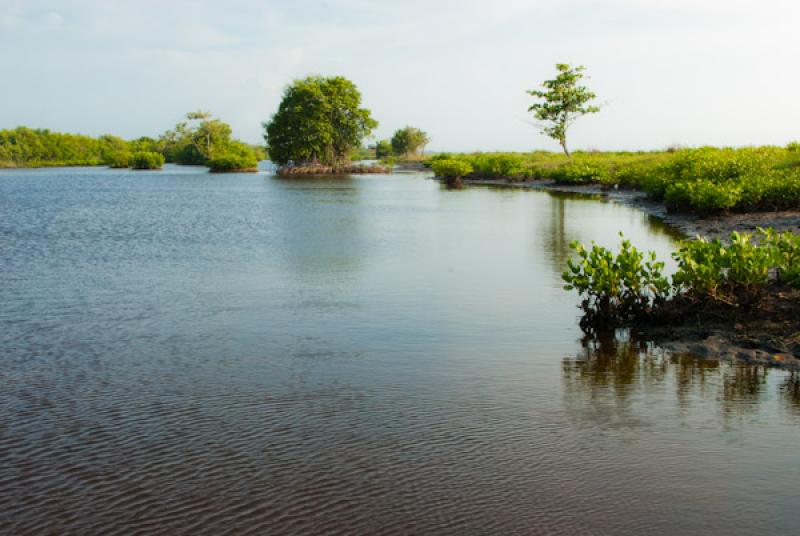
<box><xmin>564</xmin><ymin>229</ymin><xmax>800</xmax><ymax>332</ymax></box>
<box><xmin>375</xmin><ymin>139</ymin><xmax>393</xmax><ymax>159</ymax></box>
<box><xmin>786</xmin><ymin>141</ymin><xmax>800</xmax><ymax>152</ymax></box>
<box><xmin>390</xmin><ymin>126</ymin><xmax>430</xmax><ymax>158</ymax></box>
<box><xmin>528</xmin><ymin>64</ymin><xmax>599</xmax><ymax>158</ymax></box>
<box><xmin>429</xmin><ymin>146</ymin><xmax>800</xmax><ymax>214</ymax></box>
<box><xmin>550</xmin><ymin>162</ymin><xmax>608</xmax><ymax>184</ymax></box>
<box><xmin>207</xmin><ymin>153</ymin><xmax>258</xmax><ymax>172</ymax></box>
<box><xmin>0</xmin><ymin>127</ymin><xmax>132</xmax><ymax>167</ymax></box>
<box><xmin>760</xmin><ymin>229</ymin><xmax>800</xmax><ymax>288</ymax></box>
<box><xmin>431</xmin><ymin>159</ymin><xmax>473</xmax><ymax>179</ymax></box>
<box><xmin>130</xmin><ymin>151</ymin><xmax>165</xmax><ymax>170</ymax></box>
<box><xmin>264</xmin><ymin>76</ymin><xmax>378</xmax><ymax>167</ymax></box>
<box><xmin>105</xmin><ymin>151</ymin><xmax>132</xmax><ymax>168</ymax></box>
<box><xmin>563</xmin><ymin>235</ymin><xmax>669</xmax><ymax>333</ymax></box>
<box><xmin>158</xmin><ymin>111</ymin><xmax>234</xmax><ymax>165</ymax></box>
<box><xmin>664</xmin><ymin>180</ymin><xmax>742</xmax><ymax>213</ymax></box>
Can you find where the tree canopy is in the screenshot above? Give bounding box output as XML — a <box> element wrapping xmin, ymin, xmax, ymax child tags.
<box><xmin>390</xmin><ymin>126</ymin><xmax>430</xmax><ymax>158</ymax></box>
<box><xmin>375</xmin><ymin>139</ymin><xmax>393</xmax><ymax>159</ymax></box>
<box><xmin>528</xmin><ymin>64</ymin><xmax>599</xmax><ymax>158</ymax></box>
<box><xmin>263</xmin><ymin>76</ymin><xmax>377</xmax><ymax>167</ymax></box>
<box><xmin>157</xmin><ymin>111</ymin><xmax>236</xmax><ymax>165</ymax></box>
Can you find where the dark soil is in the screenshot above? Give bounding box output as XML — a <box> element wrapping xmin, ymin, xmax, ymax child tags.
<box><xmin>635</xmin><ymin>286</ymin><xmax>800</xmax><ymax>370</ymax></box>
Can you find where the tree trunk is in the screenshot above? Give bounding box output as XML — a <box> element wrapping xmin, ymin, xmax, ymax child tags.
<box><xmin>560</xmin><ymin>138</ymin><xmax>571</xmax><ymax>160</ymax></box>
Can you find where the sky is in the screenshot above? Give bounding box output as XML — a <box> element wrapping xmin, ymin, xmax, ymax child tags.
<box><xmin>0</xmin><ymin>0</ymin><xmax>798</xmax><ymax>152</ymax></box>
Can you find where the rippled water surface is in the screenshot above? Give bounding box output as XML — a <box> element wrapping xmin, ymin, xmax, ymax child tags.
<box><xmin>2</xmin><ymin>165</ymin><xmax>799</xmax><ymax>535</ymax></box>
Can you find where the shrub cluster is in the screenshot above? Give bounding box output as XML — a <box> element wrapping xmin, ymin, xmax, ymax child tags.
<box><xmin>130</xmin><ymin>151</ymin><xmax>165</xmax><ymax>170</ymax></box>
<box><xmin>105</xmin><ymin>151</ymin><xmax>133</xmax><ymax>168</ymax></box>
<box><xmin>207</xmin><ymin>153</ymin><xmax>258</xmax><ymax>172</ymax></box>
<box><xmin>563</xmin><ymin>229</ymin><xmax>800</xmax><ymax>333</ymax></box>
<box><xmin>563</xmin><ymin>234</ymin><xmax>669</xmax><ymax>332</ymax></box>
<box><xmin>431</xmin><ymin>159</ymin><xmax>473</xmax><ymax>179</ymax></box>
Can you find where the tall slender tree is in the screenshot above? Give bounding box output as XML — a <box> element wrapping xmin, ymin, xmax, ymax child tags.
<box><xmin>528</xmin><ymin>64</ymin><xmax>599</xmax><ymax>158</ymax></box>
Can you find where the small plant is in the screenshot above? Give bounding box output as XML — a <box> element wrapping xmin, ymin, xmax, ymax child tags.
<box><xmin>130</xmin><ymin>151</ymin><xmax>165</xmax><ymax>170</ymax></box>
<box><xmin>562</xmin><ymin>234</ymin><xmax>669</xmax><ymax>333</ymax></box>
<box><xmin>761</xmin><ymin>228</ymin><xmax>800</xmax><ymax>288</ymax></box>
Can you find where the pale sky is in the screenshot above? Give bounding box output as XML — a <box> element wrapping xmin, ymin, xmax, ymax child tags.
<box><xmin>1</xmin><ymin>0</ymin><xmax>798</xmax><ymax>151</ymax></box>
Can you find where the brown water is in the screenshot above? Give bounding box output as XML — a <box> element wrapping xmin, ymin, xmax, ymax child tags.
<box><xmin>1</xmin><ymin>165</ymin><xmax>799</xmax><ymax>535</ymax></box>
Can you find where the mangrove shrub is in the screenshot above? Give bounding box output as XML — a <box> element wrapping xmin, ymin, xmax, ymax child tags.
<box><xmin>563</xmin><ymin>235</ymin><xmax>669</xmax><ymax>333</ymax></box>
<box><xmin>130</xmin><ymin>151</ymin><xmax>165</xmax><ymax>170</ymax></box>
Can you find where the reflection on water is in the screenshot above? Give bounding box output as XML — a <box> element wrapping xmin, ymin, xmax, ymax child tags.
<box><xmin>563</xmin><ymin>333</ymin><xmax>799</xmax><ymax>419</ymax></box>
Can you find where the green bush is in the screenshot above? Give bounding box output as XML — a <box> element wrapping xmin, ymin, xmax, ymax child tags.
<box><xmin>431</xmin><ymin>159</ymin><xmax>473</xmax><ymax>179</ymax></box>
<box><xmin>762</xmin><ymin>228</ymin><xmax>800</xmax><ymax>287</ymax></box>
<box><xmin>550</xmin><ymin>162</ymin><xmax>609</xmax><ymax>184</ymax></box>
<box><xmin>564</xmin><ymin>229</ymin><xmax>800</xmax><ymax>332</ymax></box>
<box><xmin>469</xmin><ymin>153</ymin><xmax>526</xmax><ymax>179</ymax></box>
<box><xmin>105</xmin><ymin>151</ymin><xmax>132</xmax><ymax>168</ymax></box>
<box><xmin>664</xmin><ymin>180</ymin><xmax>742</xmax><ymax>213</ymax></box>
<box><xmin>562</xmin><ymin>234</ymin><xmax>669</xmax><ymax>333</ymax></box>
<box><xmin>672</xmin><ymin>232</ymin><xmax>772</xmax><ymax>303</ymax></box>
<box><xmin>130</xmin><ymin>151</ymin><xmax>165</xmax><ymax>170</ymax></box>
<box><xmin>207</xmin><ymin>152</ymin><xmax>258</xmax><ymax>172</ymax></box>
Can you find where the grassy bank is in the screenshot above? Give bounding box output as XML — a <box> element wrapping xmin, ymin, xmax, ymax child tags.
<box><xmin>429</xmin><ymin>144</ymin><xmax>800</xmax><ymax>215</ymax></box>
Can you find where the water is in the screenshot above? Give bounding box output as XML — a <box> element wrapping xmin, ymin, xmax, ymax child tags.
<box><xmin>1</xmin><ymin>165</ymin><xmax>798</xmax><ymax>535</ymax></box>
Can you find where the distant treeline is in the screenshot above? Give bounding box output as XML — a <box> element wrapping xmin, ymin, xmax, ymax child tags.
<box><xmin>0</xmin><ymin>112</ymin><xmax>266</xmax><ymax>172</ymax></box>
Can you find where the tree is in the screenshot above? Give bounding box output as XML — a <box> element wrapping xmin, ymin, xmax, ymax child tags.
<box><xmin>528</xmin><ymin>64</ymin><xmax>599</xmax><ymax>159</ymax></box>
<box><xmin>158</xmin><ymin>111</ymin><xmax>233</xmax><ymax>165</ymax></box>
<box><xmin>264</xmin><ymin>75</ymin><xmax>378</xmax><ymax>167</ymax></box>
<box><xmin>390</xmin><ymin>126</ymin><xmax>430</xmax><ymax>159</ymax></box>
<box><xmin>375</xmin><ymin>139</ymin><xmax>393</xmax><ymax>159</ymax></box>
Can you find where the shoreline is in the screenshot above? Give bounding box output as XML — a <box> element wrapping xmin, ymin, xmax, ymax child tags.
<box><xmin>454</xmin><ymin>176</ymin><xmax>800</xmax><ymax>370</ymax></box>
<box><xmin>458</xmin><ymin>177</ymin><xmax>800</xmax><ymax>240</ymax></box>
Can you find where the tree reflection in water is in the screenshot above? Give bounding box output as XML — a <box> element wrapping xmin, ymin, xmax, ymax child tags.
<box><xmin>562</xmin><ymin>332</ymin><xmax>800</xmax><ymax>421</ymax></box>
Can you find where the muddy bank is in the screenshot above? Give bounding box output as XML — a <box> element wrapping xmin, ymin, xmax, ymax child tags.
<box><xmin>459</xmin><ymin>178</ymin><xmax>800</xmax><ymax>240</ymax></box>
<box><xmin>633</xmin><ymin>286</ymin><xmax>800</xmax><ymax>370</ymax></box>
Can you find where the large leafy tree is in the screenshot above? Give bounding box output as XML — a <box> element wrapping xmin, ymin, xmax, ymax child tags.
<box><xmin>264</xmin><ymin>76</ymin><xmax>377</xmax><ymax>167</ymax></box>
<box><xmin>528</xmin><ymin>64</ymin><xmax>599</xmax><ymax>158</ymax></box>
<box><xmin>390</xmin><ymin>126</ymin><xmax>430</xmax><ymax>158</ymax></box>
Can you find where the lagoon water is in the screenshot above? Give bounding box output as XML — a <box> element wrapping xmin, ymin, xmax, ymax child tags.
<box><xmin>1</xmin><ymin>165</ymin><xmax>799</xmax><ymax>534</ymax></box>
